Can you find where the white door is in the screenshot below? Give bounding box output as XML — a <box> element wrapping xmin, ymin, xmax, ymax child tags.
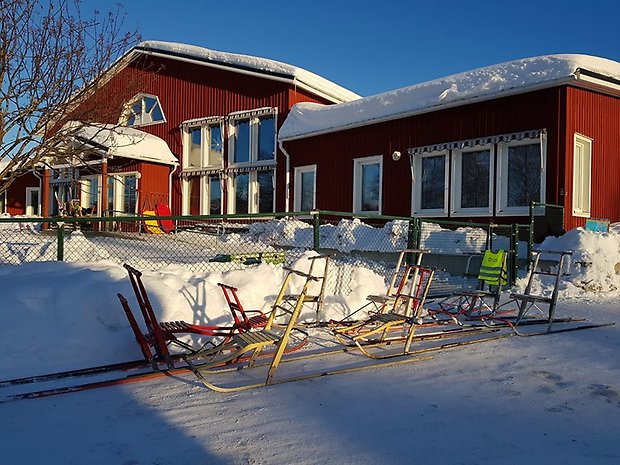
<box><xmin>26</xmin><ymin>187</ymin><xmax>40</xmax><ymax>216</ymax></box>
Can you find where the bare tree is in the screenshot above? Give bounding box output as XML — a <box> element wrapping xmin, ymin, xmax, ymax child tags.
<box><xmin>0</xmin><ymin>0</ymin><xmax>140</xmax><ymax>193</ymax></box>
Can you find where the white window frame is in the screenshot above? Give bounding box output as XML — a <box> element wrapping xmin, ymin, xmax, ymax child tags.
<box><xmin>450</xmin><ymin>145</ymin><xmax>494</xmax><ymax>217</ymax></box>
<box><xmin>353</xmin><ymin>155</ymin><xmax>383</xmax><ymax>215</ymax></box>
<box><xmin>109</xmin><ymin>172</ymin><xmax>139</xmax><ymax>215</ymax></box>
<box><xmin>572</xmin><ymin>133</ymin><xmax>592</xmax><ymax>217</ymax></box>
<box><xmin>25</xmin><ymin>187</ymin><xmax>40</xmax><ymax>216</ymax></box>
<box><xmin>226</xmin><ymin>170</ymin><xmax>275</xmax><ymax>215</ymax></box>
<box><xmin>496</xmin><ymin>137</ymin><xmax>547</xmax><ymax>216</ymax></box>
<box><xmin>412</xmin><ymin>150</ymin><xmax>449</xmax><ymax>217</ymax></box>
<box><xmin>181</xmin><ymin>121</ymin><xmax>225</xmax><ymax>171</ymax></box>
<box><xmin>79</xmin><ymin>175</ymin><xmax>101</xmax><ymax>211</ymax></box>
<box><xmin>228</xmin><ymin>111</ymin><xmax>277</xmax><ymax>168</ymax></box>
<box><xmin>121</xmin><ymin>93</ymin><xmax>166</xmax><ymax>127</ymax></box>
<box><xmin>293</xmin><ymin>164</ymin><xmax>317</xmax><ymax>212</ymax></box>
<box><xmin>181</xmin><ymin>175</ymin><xmax>206</xmax><ymax>215</ymax></box>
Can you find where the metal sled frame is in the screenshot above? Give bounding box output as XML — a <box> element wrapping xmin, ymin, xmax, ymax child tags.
<box><xmin>332</xmin><ymin>249</ymin><xmax>428</xmax><ymax>325</ymax></box>
<box><xmin>280</xmin><ymin>254</ymin><xmax>330</xmax><ymax>322</ymax></box>
<box><xmin>333</xmin><ymin>265</ymin><xmax>436</xmax><ymax>359</ymax></box>
<box><xmin>508</xmin><ymin>250</ymin><xmax>572</xmax><ymax>335</ymax></box>
<box><xmin>184</xmin><ymin>267</ymin><xmax>319</xmax><ymax>392</ymax></box>
<box><xmin>429</xmin><ymin>249</ymin><xmax>509</xmax><ymax>324</ymax></box>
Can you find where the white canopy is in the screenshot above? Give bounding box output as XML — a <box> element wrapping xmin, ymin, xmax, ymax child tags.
<box><xmin>64</xmin><ymin>121</ymin><xmax>178</xmax><ymax>166</ymax></box>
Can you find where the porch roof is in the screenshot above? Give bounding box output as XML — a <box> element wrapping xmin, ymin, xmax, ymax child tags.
<box><xmin>65</xmin><ymin>122</ymin><xmax>178</xmax><ymax>166</ymax></box>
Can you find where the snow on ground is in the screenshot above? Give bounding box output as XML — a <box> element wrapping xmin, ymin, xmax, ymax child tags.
<box><xmin>0</xmin><ymin>225</ymin><xmax>619</xmax><ymax>464</ymax></box>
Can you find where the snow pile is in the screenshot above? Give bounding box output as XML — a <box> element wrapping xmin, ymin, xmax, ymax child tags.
<box><xmin>0</xmin><ymin>251</ymin><xmax>385</xmax><ymax>379</ymax></box>
<box><xmin>537</xmin><ymin>227</ymin><xmax>620</xmax><ymax>295</ymax></box>
<box><xmin>279</xmin><ymin>54</ymin><xmax>620</xmax><ymax>140</ymax></box>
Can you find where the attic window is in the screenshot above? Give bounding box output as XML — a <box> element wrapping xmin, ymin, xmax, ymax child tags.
<box><xmin>122</xmin><ymin>94</ymin><xmax>166</xmax><ymax>127</ymax></box>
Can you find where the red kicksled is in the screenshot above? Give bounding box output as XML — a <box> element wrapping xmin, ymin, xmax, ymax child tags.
<box><xmin>117</xmin><ymin>264</ymin><xmax>267</xmax><ymax>370</ymax></box>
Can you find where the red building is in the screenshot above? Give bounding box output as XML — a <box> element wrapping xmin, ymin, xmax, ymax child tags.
<box><xmin>279</xmin><ymin>54</ymin><xmax>620</xmax><ymax>231</ymax></box>
<box><xmin>6</xmin><ymin>41</ymin><xmax>359</xmax><ymax>218</ymax></box>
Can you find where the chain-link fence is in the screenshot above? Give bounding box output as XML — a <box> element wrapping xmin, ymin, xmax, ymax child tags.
<box><xmin>0</xmin><ymin>211</ymin><xmax>531</xmax><ymax>297</ymax></box>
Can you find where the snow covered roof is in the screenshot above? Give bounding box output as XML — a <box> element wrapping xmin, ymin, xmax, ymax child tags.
<box><xmin>279</xmin><ymin>54</ymin><xmax>620</xmax><ymax>141</ymax></box>
<box><xmin>133</xmin><ymin>41</ymin><xmax>361</xmax><ymax>104</ymax></box>
<box><xmin>65</xmin><ymin>121</ymin><xmax>178</xmax><ymax>166</ymax></box>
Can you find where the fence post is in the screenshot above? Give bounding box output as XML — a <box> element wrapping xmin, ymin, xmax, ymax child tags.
<box><xmin>486</xmin><ymin>223</ymin><xmax>493</xmax><ymax>251</ymax></box>
<box><xmin>312</xmin><ymin>211</ymin><xmax>320</xmax><ymax>251</ymax></box>
<box><xmin>56</xmin><ymin>222</ymin><xmax>64</xmax><ymax>261</ymax></box>
<box><xmin>529</xmin><ymin>202</ymin><xmax>535</xmax><ymax>263</ymax></box>
<box><xmin>510</xmin><ymin>223</ymin><xmax>518</xmax><ymax>286</ymax></box>
<box><xmin>407</xmin><ymin>217</ymin><xmax>419</xmax><ymax>250</ymax></box>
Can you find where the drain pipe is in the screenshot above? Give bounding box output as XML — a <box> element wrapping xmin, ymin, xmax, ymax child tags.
<box><xmin>278</xmin><ymin>140</ymin><xmax>291</xmax><ymax>213</ymax></box>
<box><xmin>168</xmin><ymin>162</ymin><xmax>179</xmax><ymax>210</ymax></box>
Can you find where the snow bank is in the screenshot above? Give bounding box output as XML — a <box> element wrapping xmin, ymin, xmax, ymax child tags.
<box><xmin>538</xmin><ymin>227</ymin><xmax>620</xmax><ymax>295</ymax></box>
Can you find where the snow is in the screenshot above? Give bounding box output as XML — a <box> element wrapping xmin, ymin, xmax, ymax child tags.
<box><xmin>62</xmin><ymin>121</ymin><xmax>178</xmax><ymax>165</ymax></box>
<box><xmin>279</xmin><ymin>54</ymin><xmax>620</xmax><ymax>140</ymax></box>
<box><xmin>0</xmin><ymin>224</ymin><xmax>619</xmax><ymax>464</ymax></box>
<box><xmin>136</xmin><ymin>41</ymin><xmax>361</xmax><ymax>104</ymax></box>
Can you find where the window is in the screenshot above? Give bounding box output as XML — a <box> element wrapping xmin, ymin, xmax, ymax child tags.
<box><xmin>80</xmin><ymin>175</ymin><xmax>100</xmax><ymax>214</ymax></box>
<box><xmin>180</xmin><ymin>108</ymin><xmax>277</xmax><ymax>215</ymax></box>
<box><xmin>25</xmin><ymin>187</ymin><xmax>40</xmax><ymax>216</ymax></box>
<box><xmin>122</xmin><ymin>94</ymin><xmax>166</xmax><ymax>127</ymax></box>
<box><xmin>182</xmin><ymin>122</ymin><xmax>225</xmax><ymax>170</ymax></box>
<box><xmin>227</xmin><ymin>170</ymin><xmax>274</xmax><ymax>214</ymax></box>
<box><xmin>227</xmin><ymin>110</ymin><xmax>277</xmax><ymax>214</ymax></box>
<box><xmin>573</xmin><ymin>134</ymin><xmax>592</xmax><ymax>217</ymax></box>
<box><xmin>294</xmin><ymin>165</ymin><xmax>317</xmax><ymax>211</ymax></box>
<box><xmin>412</xmin><ymin>151</ymin><xmax>449</xmax><ymax>216</ymax></box>
<box><xmin>229</xmin><ymin>114</ymin><xmax>276</xmax><ymax>166</ymax></box>
<box><xmin>451</xmin><ymin>146</ymin><xmax>494</xmax><ymax>216</ymax></box>
<box><xmin>353</xmin><ymin>155</ymin><xmax>382</xmax><ymax>214</ymax></box>
<box><xmin>496</xmin><ymin>137</ymin><xmax>546</xmax><ymax>215</ymax></box>
<box><xmin>108</xmin><ymin>173</ymin><xmax>138</xmax><ymax>215</ymax></box>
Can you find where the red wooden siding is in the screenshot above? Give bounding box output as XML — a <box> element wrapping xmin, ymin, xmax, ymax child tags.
<box><xmin>564</xmin><ymin>85</ymin><xmax>620</xmax><ymax>230</ymax></box>
<box><xmin>5</xmin><ymin>172</ymin><xmax>40</xmax><ymax>216</ymax></box>
<box><xmin>69</xmin><ymin>55</ymin><xmax>335</xmax><ymax>215</ymax></box>
<box><xmin>283</xmin><ymin>88</ymin><xmax>564</xmax><ymax>221</ymax></box>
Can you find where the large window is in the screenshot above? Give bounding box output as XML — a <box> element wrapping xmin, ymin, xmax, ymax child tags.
<box><xmin>183</xmin><ymin>122</ymin><xmax>224</xmax><ymax>170</ymax></box>
<box><xmin>412</xmin><ymin>151</ymin><xmax>449</xmax><ymax>216</ymax></box>
<box><xmin>228</xmin><ymin>170</ymin><xmax>274</xmax><ymax>214</ymax></box>
<box><xmin>451</xmin><ymin>146</ymin><xmax>494</xmax><ymax>216</ymax></box>
<box><xmin>353</xmin><ymin>155</ymin><xmax>382</xmax><ymax>214</ymax></box>
<box><xmin>181</xmin><ymin>119</ymin><xmax>225</xmax><ymax>215</ymax></box>
<box><xmin>80</xmin><ymin>175</ymin><xmax>100</xmax><ymax>215</ymax></box>
<box><xmin>229</xmin><ymin>114</ymin><xmax>276</xmax><ymax>166</ymax></box>
<box><xmin>108</xmin><ymin>173</ymin><xmax>138</xmax><ymax>215</ymax></box>
<box><xmin>572</xmin><ymin>134</ymin><xmax>592</xmax><ymax>217</ymax></box>
<box><xmin>496</xmin><ymin>137</ymin><xmax>546</xmax><ymax>215</ymax></box>
<box><xmin>294</xmin><ymin>165</ymin><xmax>316</xmax><ymax>211</ymax></box>
<box><xmin>122</xmin><ymin>94</ymin><xmax>166</xmax><ymax>127</ymax></box>
<box><xmin>227</xmin><ymin>110</ymin><xmax>277</xmax><ymax>214</ymax></box>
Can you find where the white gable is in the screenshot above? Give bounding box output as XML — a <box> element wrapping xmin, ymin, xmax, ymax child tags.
<box><xmin>279</xmin><ymin>54</ymin><xmax>620</xmax><ymax>141</ymax></box>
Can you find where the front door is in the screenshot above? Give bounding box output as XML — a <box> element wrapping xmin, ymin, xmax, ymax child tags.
<box><xmin>25</xmin><ymin>187</ymin><xmax>40</xmax><ymax>216</ymax></box>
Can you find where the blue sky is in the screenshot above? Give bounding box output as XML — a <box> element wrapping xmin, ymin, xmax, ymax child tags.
<box><xmin>85</xmin><ymin>0</ymin><xmax>619</xmax><ymax>97</ymax></box>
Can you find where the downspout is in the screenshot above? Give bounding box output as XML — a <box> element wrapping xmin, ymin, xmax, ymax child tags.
<box><xmin>33</xmin><ymin>169</ymin><xmax>43</xmax><ymax>215</ymax></box>
<box><xmin>278</xmin><ymin>140</ymin><xmax>291</xmax><ymax>213</ymax></box>
<box><xmin>168</xmin><ymin>162</ymin><xmax>178</xmax><ymax>210</ymax></box>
